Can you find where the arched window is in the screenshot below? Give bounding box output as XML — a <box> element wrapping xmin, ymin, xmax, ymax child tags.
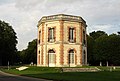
<box><xmin>68</xmin><ymin>49</ymin><xmax>74</xmax><ymax>64</ymax></box>
<box><xmin>48</xmin><ymin>49</ymin><xmax>55</xmax><ymax>53</ymax></box>
<box><xmin>48</xmin><ymin>49</ymin><xmax>55</xmax><ymax>65</ymax></box>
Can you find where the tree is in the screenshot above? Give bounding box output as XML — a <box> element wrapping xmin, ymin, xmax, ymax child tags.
<box><xmin>88</xmin><ymin>31</ymin><xmax>108</xmax><ymax>65</ymax></box>
<box><xmin>90</xmin><ymin>31</ymin><xmax>107</xmax><ymax>40</ymax></box>
<box><xmin>88</xmin><ymin>31</ymin><xmax>120</xmax><ymax>66</ymax></box>
<box><xmin>19</xmin><ymin>39</ymin><xmax>37</xmax><ymax>64</ymax></box>
<box><xmin>25</xmin><ymin>39</ymin><xmax>37</xmax><ymax>64</ymax></box>
<box><xmin>0</xmin><ymin>20</ymin><xmax>17</xmax><ymax>66</ymax></box>
<box><xmin>87</xmin><ymin>35</ymin><xmax>95</xmax><ymax>65</ymax></box>
<box><xmin>93</xmin><ymin>34</ymin><xmax>109</xmax><ymax>65</ymax></box>
<box><xmin>93</xmin><ymin>33</ymin><xmax>120</xmax><ymax>66</ymax></box>
<box><xmin>107</xmin><ymin>34</ymin><xmax>120</xmax><ymax>65</ymax></box>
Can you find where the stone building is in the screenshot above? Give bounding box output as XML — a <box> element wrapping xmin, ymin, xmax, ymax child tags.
<box><xmin>37</xmin><ymin>14</ymin><xmax>87</xmax><ymax>67</ymax></box>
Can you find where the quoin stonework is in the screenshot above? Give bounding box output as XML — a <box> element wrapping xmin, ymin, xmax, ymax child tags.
<box><xmin>37</xmin><ymin>14</ymin><xmax>87</xmax><ymax>67</ymax></box>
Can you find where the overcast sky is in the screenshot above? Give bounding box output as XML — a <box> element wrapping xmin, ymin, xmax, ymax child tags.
<box><xmin>0</xmin><ymin>0</ymin><xmax>120</xmax><ymax>50</ymax></box>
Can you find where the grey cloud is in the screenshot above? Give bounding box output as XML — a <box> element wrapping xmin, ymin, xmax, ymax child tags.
<box><xmin>1</xmin><ymin>0</ymin><xmax>120</xmax><ymax>50</ymax></box>
<box><xmin>14</xmin><ymin>0</ymin><xmax>82</xmax><ymax>11</ymax></box>
<box><xmin>15</xmin><ymin>0</ymin><xmax>43</xmax><ymax>10</ymax></box>
<box><xmin>0</xmin><ymin>0</ymin><xmax>14</xmax><ymax>5</ymax></box>
<box><xmin>88</xmin><ymin>24</ymin><xmax>120</xmax><ymax>34</ymax></box>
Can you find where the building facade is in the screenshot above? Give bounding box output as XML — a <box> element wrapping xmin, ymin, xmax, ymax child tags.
<box><xmin>37</xmin><ymin>14</ymin><xmax>87</xmax><ymax>67</ymax></box>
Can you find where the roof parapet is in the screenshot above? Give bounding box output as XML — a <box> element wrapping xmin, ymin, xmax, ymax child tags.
<box><xmin>37</xmin><ymin>14</ymin><xmax>87</xmax><ymax>27</ymax></box>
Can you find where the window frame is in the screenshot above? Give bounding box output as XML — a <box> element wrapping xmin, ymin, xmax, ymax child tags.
<box><xmin>48</xmin><ymin>50</ymin><xmax>55</xmax><ymax>64</ymax></box>
<box><xmin>38</xmin><ymin>31</ymin><xmax>41</xmax><ymax>44</ymax></box>
<box><xmin>48</xmin><ymin>27</ymin><xmax>55</xmax><ymax>42</ymax></box>
<box><xmin>68</xmin><ymin>50</ymin><xmax>74</xmax><ymax>64</ymax></box>
<box><xmin>68</xmin><ymin>27</ymin><xmax>76</xmax><ymax>43</ymax></box>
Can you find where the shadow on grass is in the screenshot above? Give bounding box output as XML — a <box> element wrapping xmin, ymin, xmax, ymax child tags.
<box><xmin>22</xmin><ymin>71</ymin><xmax>120</xmax><ymax>81</ymax></box>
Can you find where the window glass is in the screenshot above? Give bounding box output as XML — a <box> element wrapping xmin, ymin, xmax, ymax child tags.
<box><xmin>48</xmin><ymin>28</ymin><xmax>54</xmax><ymax>42</ymax></box>
<box><xmin>83</xmin><ymin>30</ymin><xmax>86</xmax><ymax>45</ymax></box>
<box><xmin>48</xmin><ymin>50</ymin><xmax>55</xmax><ymax>63</ymax></box>
<box><xmin>38</xmin><ymin>31</ymin><xmax>41</xmax><ymax>44</ymax></box>
<box><xmin>69</xmin><ymin>28</ymin><xmax>75</xmax><ymax>42</ymax></box>
<box><xmin>69</xmin><ymin>50</ymin><xmax>74</xmax><ymax>64</ymax></box>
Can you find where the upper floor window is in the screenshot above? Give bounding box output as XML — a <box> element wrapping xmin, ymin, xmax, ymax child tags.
<box><xmin>69</xmin><ymin>28</ymin><xmax>75</xmax><ymax>43</ymax></box>
<box><xmin>83</xmin><ymin>30</ymin><xmax>86</xmax><ymax>45</ymax></box>
<box><xmin>38</xmin><ymin>31</ymin><xmax>41</xmax><ymax>44</ymax></box>
<box><xmin>48</xmin><ymin>28</ymin><xmax>55</xmax><ymax>42</ymax></box>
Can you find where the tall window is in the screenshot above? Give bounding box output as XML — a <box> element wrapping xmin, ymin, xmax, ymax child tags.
<box><xmin>83</xmin><ymin>50</ymin><xmax>86</xmax><ymax>64</ymax></box>
<box><xmin>48</xmin><ymin>28</ymin><xmax>54</xmax><ymax>42</ymax></box>
<box><xmin>38</xmin><ymin>31</ymin><xmax>41</xmax><ymax>44</ymax></box>
<box><xmin>69</xmin><ymin>28</ymin><xmax>75</xmax><ymax>42</ymax></box>
<box><xmin>83</xmin><ymin>30</ymin><xmax>86</xmax><ymax>45</ymax></box>
<box><xmin>48</xmin><ymin>50</ymin><xmax>55</xmax><ymax>64</ymax></box>
<box><xmin>69</xmin><ymin>50</ymin><xmax>74</xmax><ymax>64</ymax></box>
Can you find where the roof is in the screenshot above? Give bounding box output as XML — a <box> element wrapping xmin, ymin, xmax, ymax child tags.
<box><xmin>37</xmin><ymin>14</ymin><xmax>87</xmax><ymax>27</ymax></box>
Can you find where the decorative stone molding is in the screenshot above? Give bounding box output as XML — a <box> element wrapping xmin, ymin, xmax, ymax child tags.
<box><xmin>38</xmin><ymin>14</ymin><xmax>87</xmax><ymax>27</ymax></box>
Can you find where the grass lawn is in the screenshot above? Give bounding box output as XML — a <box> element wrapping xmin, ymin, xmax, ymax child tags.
<box><xmin>1</xmin><ymin>66</ymin><xmax>120</xmax><ymax>81</ymax></box>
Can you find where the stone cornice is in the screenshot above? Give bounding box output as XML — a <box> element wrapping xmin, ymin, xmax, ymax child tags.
<box><xmin>37</xmin><ymin>14</ymin><xmax>87</xmax><ymax>27</ymax></box>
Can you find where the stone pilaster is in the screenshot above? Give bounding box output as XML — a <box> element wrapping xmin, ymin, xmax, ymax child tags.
<box><xmin>37</xmin><ymin>47</ymin><xmax>39</xmax><ymax>65</ymax></box>
<box><xmin>80</xmin><ymin>23</ymin><xmax>83</xmax><ymax>64</ymax></box>
<box><xmin>74</xmin><ymin>49</ymin><xmax>77</xmax><ymax>65</ymax></box>
<box><xmin>41</xmin><ymin>22</ymin><xmax>45</xmax><ymax>65</ymax></box>
<box><xmin>38</xmin><ymin>55</ymin><xmax>40</xmax><ymax>64</ymax></box>
<box><xmin>74</xmin><ymin>27</ymin><xmax>76</xmax><ymax>42</ymax></box>
<box><xmin>59</xmin><ymin>20</ymin><xmax>64</xmax><ymax>65</ymax></box>
<box><xmin>42</xmin><ymin>23</ymin><xmax>44</xmax><ymax>43</ymax></box>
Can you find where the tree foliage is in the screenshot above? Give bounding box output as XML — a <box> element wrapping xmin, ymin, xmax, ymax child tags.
<box><xmin>0</xmin><ymin>20</ymin><xmax>17</xmax><ymax>65</ymax></box>
<box><xmin>89</xmin><ymin>31</ymin><xmax>107</xmax><ymax>40</ymax></box>
<box><xmin>88</xmin><ymin>31</ymin><xmax>120</xmax><ymax>66</ymax></box>
<box><xmin>107</xmin><ymin>34</ymin><xmax>120</xmax><ymax>65</ymax></box>
<box><xmin>93</xmin><ymin>35</ymin><xmax>109</xmax><ymax>65</ymax></box>
<box><xmin>18</xmin><ymin>39</ymin><xmax>37</xmax><ymax>64</ymax></box>
<box><xmin>87</xmin><ymin>35</ymin><xmax>95</xmax><ymax>65</ymax></box>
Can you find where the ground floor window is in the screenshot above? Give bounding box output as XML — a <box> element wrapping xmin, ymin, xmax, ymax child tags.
<box><xmin>48</xmin><ymin>50</ymin><xmax>55</xmax><ymax>64</ymax></box>
<box><xmin>69</xmin><ymin>49</ymin><xmax>74</xmax><ymax>64</ymax></box>
<box><xmin>83</xmin><ymin>50</ymin><xmax>86</xmax><ymax>64</ymax></box>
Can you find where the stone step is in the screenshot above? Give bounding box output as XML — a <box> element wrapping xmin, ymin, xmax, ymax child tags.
<box><xmin>62</xmin><ymin>67</ymin><xmax>100</xmax><ymax>72</ymax></box>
